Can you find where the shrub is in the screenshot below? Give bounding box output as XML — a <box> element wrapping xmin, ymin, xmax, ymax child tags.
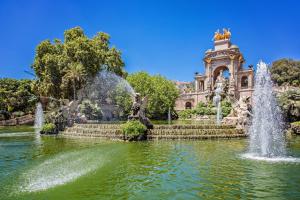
<box><xmin>277</xmin><ymin>89</ymin><xmax>300</xmax><ymax>122</ymax></box>
<box><xmin>221</xmin><ymin>100</ymin><xmax>232</xmax><ymax>117</ymax></box>
<box><xmin>178</xmin><ymin>109</ymin><xmax>194</xmax><ymax>119</ymax></box>
<box><xmin>12</xmin><ymin>111</ymin><xmax>25</xmax><ymax>118</ymax></box>
<box><xmin>291</xmin><ymin>121</ymin><xmax>300</xmax><ymax>125</ymax></box>
<box><xmin>41</xmin><ymin>123</ymin><xmax>56</xmax><ymax>133</ymax></box>
<box><xmin>121</xmin><ymin>120</ymin><xmax>147</xmax><ymax>138</ymax></box>
<box><xmin>194</xmin><ymin>101</ymin><xmax>216</xmax><ymax>116</ymax></box>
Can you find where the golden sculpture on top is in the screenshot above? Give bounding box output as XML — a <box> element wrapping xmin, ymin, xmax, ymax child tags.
<box><xmin>214</xmin><ymin>28</ymin><xmax>231</xmax><ymax>41</ymax></box>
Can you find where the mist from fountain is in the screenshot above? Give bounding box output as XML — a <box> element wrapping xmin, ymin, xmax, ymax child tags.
<box><xmin>34</xmin><ymin>102</ymin><xmax>44</xmax><ymax>129</ymax></box>
<box><xmin>243</xmin><ymin>61</ymin><xmax>300</xmax><ymax>162</ymax></box>
<box><xmin>78</xmin><ymin>71</ymin><xmax>135</xmax><ymax>121</ymax></box>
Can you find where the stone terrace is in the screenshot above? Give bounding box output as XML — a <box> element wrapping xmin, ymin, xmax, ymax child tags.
<box><xmin>62</xmin><ymin>122</ymin><xmax>246</xmax><ymax>140</ymax></box>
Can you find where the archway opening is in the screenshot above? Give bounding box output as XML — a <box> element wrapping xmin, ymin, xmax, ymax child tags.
<box><xmin>241</xmin><ymin>76</ymin><xmax>248</xmax><ymax>88</ymax></box>
<box><xmin>213</xmin><ymin>66</ymin><xmax>230</xmax><ymax>87</ymax></box>
<box><xmin>185</xmin><ymin>102</ymin><xmax>192</xmax><ymax>109</ymax></box>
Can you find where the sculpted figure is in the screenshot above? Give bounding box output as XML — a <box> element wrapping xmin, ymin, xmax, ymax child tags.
<box><xmin>128</xmin><ymin>93</ymin><xmax>153</xmax><ymax>129</ymax></box>
<box><xmin>223</xmin><ymin>96</ymin><xmax>252</xmax><ymax>130</ymax></box>
<box><xmin>214</xmin><ymin>29</ymin><xmax>223</xmax><ymax>40</ymax></box>
<box><xmin>223</xmin><ymin>28</ymin><xmax>231</xmax><ymax>39</ymax></box>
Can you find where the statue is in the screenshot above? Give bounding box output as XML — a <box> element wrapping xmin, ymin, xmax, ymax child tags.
<box><xmin>128</xmin><ymin>93</ymin><xmax>153</xmax><ymax>129</ymax></box>
<box><xmin>223</xmin><ymin>96</ymin><xmax>252</xmax><ymax>130</ymax></box>
<box><xmin>215</xmin><ymin>70</ymin><xmax>226</xmax><ymax>90</ymax></box>
<box><xmin>223</xmin><ymin>28</ymin><xmax>231</xmax><ymax>39</ymax></box>
<box><xmin>214</xmin><ymin>28</ymin><xmax>231</xmax><ymax>41</ymax></box>
<box><xmin>214</xmin><ymin>29</ymin><xmax>223</xmax><ymax>41</ymax></box>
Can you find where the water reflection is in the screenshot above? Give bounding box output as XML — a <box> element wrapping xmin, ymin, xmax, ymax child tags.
<box><xmin>0</xmin><ymin>127</ymin><xmax>300</xmax><ymax>200</ymax></box>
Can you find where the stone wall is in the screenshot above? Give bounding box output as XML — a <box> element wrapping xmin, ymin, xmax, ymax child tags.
<box><xmin>0</xmin><ymin>114</ymin><xmax>34</xmax><ymax>126</ymax></box>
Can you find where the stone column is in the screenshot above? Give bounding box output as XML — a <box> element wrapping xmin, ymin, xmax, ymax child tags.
<box><xmin>204</xmin><ymin>58</ymin><xmax>212</xmax><ymax>91</ymax></box>
<box><xmin>195</xmin><ymin>78</ymin><xmax>199</xmax><ymax>92</ymax></box>
<box><xmin>229</xmin><ymin>55</ymin><xmax>236</xmax><ymax>84</ymax></box>
<box><xmin>228</xmin><ymin>55</ymin><xmax>237</xmax><ymax>99</ymax></box>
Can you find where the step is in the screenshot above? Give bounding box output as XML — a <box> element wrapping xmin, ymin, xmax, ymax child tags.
<box><xmin>62</xmin><ymin>132</ymin><xmax>124</xmax><ymax>139</ymax></box>
<box><xmin>149</xmin><ymin>129</ymin><xmax>243</xmax><ymax>135</ymax></box>
<box><xmin>153</xmin><ymin>124</ymin><xmax>235</xmax><ymax>129</ymax></box>
<box><xmin>73</xmin><ymin>124</ymin><xmax>121</xmax><ymax>129</ymax></box>
<box><xmin>147</xmin><ymin>134</ymin><xmax>247</xmax><ymax>140</ymax></box>
<box><xmin>64</xmin><ymin>127</ymin><xmax>122</xmax><ymax>134</ymax></box>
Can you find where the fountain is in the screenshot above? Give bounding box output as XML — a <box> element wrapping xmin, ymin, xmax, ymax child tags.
<box><xmin>78</xmin><ymin>71</ymin><xmax>135</xmax><ymax>121</ymax></box>
<box><xmin>213</xmin><ymin>82</ymin><xmax>223</xmax><ymax>125</ymax></box>
<box><xmin>243</xmin><ymin>61</ymin><xmax>299</xmax><ymax>162</ymax></box>
<box><xmin>34</xmin><ymin>102</ymin><xmax>44</xmax><ymax>129</ymax></box>
<box><xmin>168</xmin><ymin>107</ymin><xmax>171</xmax><ymax>125</ymax></box>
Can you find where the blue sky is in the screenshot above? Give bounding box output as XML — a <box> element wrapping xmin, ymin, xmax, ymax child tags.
<box><xmin>0</xmin><ymin>0</ymin><xmax>299</xmax><ymax>81</ymax></box>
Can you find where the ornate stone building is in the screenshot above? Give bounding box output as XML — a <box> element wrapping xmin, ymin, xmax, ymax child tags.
<box><xmin>175</xmin><ymin>29</ymin><xmax>254</xmax><ymax>111</ymax></box>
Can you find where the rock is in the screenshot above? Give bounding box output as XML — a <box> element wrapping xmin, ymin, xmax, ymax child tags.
<box><xmin>291</xmin><ymin>123</ymin><xmax>300</xmax><ymax>135</ymax></box>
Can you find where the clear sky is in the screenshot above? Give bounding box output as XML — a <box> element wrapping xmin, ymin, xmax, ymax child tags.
<box><xmin>0</xmin><ymin>0</ymin><xmax>299</xmax><ymax>81</ymax></box>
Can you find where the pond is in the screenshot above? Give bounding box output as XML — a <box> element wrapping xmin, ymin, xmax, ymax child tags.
<box><xmin>1</xmin><ymin>126</ymin><xmax>300</xmax><ymax>199</ymax></box>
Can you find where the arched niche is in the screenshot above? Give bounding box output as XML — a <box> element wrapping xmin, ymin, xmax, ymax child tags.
<box><xmin>185</xmin><ymin>102</ymin><xmax>192</xmax><ymax>109</ymax></box>
<box><xmin>241</xmin><ymin>76</ymin><xmax>248</xmax><ymax>88</ymax></box>
<box><xmin>212</xmin><ymin>66</ymin><xmax>230</xmax><ymax>86</ymax></box>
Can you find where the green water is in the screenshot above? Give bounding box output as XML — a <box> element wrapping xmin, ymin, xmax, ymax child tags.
<box><xmin>1</xmin><ymin>126</ymin><xmax>300</xmax><ymax>199</ymax></box>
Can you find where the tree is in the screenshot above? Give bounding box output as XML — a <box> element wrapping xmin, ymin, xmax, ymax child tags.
<box><xmin>270</xmin><ymin>59</ymin><xmax>300</xmax><ymax>86</ymax></box>
<box><xmin>0</xmin><ymin>78</ymin><xmax>36</xmax><ymax>116</ymax></box>
<box><xmin>32</xmin><ymin>26</ymin><xmax>126</xmax><ymax>99</ymax></box>
<box><xmin>277</xmin><ymin>89</ymin><xmax>300</xmax><ymax>122</ymax></box>
<box><xmin>127</xmin><ymin>72</ymin><xmax>179</xmax><ymax>119</ymax></box>
<box><xmin>62</xmin><ymin>62</ymin><xmax>86</xmax><ymax>100</ymax></box>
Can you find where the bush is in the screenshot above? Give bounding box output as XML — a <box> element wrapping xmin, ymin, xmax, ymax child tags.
<box><xmin>12</xmin><ymin>111</ymin><xmax>25</xmax><ymax>118</ymax></box>
<box><xmin>221</xmin><ymin>100</ymin><xmax>232</xmax><ymax>117</ymax></box>
<box><xmin>121</xmin><ymin>120</ymin><xmax>147</xmax><ymax>139</ymax></box>
<box><xmin>41</xmin><ymin>123</ymin><xmax>56</xmax><ymax>133</ymax></box>
<box><xmin>278</xmin><ymin>89</ymin><xmax>300</xmax><ymax>122</ymax></box>
<box><xmin>194</xmin><ymin>102</ymin><xmax>216</xmax><ymax>116</ymax></box>
<box><xmin>291</xmin><ymin>121</ymin><xmax>300</xmax><ymax>125</ymax></box>
<box><xmin>178</xmin><ymin>109</ymin><xmax>194</xmax><ymax>119</ymax></box>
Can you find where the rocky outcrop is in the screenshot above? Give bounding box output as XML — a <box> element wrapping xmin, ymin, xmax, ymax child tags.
<box><xmin>291</xmin><ymin>122</ymin><xmax>300</xmax><ymax>135</ymax></box>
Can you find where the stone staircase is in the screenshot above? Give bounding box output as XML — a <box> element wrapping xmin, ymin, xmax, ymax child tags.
<box><xmin>62</xmin><ymin>124</ymin><xmax>124</xmax><ymax>140</ymax></box>
<box><xmin>148</xmin><ymin>124</ymin><xmax>245</xmax><ymax>140</ymax></box>
<box><xmin>61</xmin><ymin>123</ymin><xmax>246</xmax><ymax>140</ymax></box>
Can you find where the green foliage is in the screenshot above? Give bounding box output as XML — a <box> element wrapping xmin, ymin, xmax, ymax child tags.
<box><xmin>221</xmin><ymin>100</ymin><xmax>232</xmax><ymax>117</ymax></box>
<box><xmin>270</xmin><ymin>59</ymin><xmax>300</xmax><ymax>86</ymax></box>
<box><xmin>194</xmin><ymin>102</ymin><xmax>216</xmax><ymax>116</ymax></box>
<box><xmin>0</xmin><ymin>78</ymin><xmax>36</xmax><ymax>115</ymax></box>
<box><xmin>178</xmin><ymin>100</ymin><xmax>232</xmax><ymax>119</ymax></box>
<box><xmin>112</xmin><ymin>84</ymin><xmax>133</xmax><ymax>119</ymax></box>
<box><xmin>121</xmin><ymin>120</ymin><xmax>147</xmax><ymax>137</ymax></box>
<box><xmin>127</xmin><ymin>72</ymin><xmax>179</xmax><ymax>119</ymax></box>
<box><xmin>79</xmin><ymin>100</ymin><xmax>102</xmax><ymax>120</ymax></box>
<box><xmin>178</xmin><ymin>109</ymin><xmax>194</xmax><ymax>119</ymax></box>
<box><xmin>41</xmin><ymin>123</ymin><xmax>56</xmax><ymax>132</ymax></box>
<box><xmin>291</xmin><ymin>121</ymin><xmax>300</xmax><ymax>125</ymax></box>
<box><xmin>277</xmin><ymin>89</ymin><xmax>300</xmax><ymax>122</ymax></box>
<box><xmin>32</xmin><ymin>26</ymin><xmax>126</xmax><ymax>99</ymax></box>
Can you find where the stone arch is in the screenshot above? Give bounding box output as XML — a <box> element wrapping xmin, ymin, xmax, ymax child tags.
<box><xmin>185</xmin><ymin>102</ymin><xmax>192</xmax><ymax>109</ymax></box>
<box><xmin>212</xmin><ymin>65</ymin><xmax>230</xmax><ymax>86</ymax></box>
<box><xmin>241</xmin><ymin>76</ymin><xmax>248</xmax><ymax>88</ymax></box>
